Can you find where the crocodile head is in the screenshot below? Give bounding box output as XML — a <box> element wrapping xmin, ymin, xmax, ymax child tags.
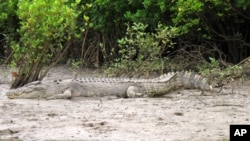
<box><xmin>6</xmin><ymin>81</ymin><xmax>46</xmax><ymax>99</ymax></box>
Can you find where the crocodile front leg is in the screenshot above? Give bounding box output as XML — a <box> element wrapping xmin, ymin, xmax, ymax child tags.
<box><xmin>126</xmin><ymin>86</ymin><xmax>144</xmax><ymax>98</ymax></box>
<box><xmin>46</xmin><ymin>89</ymin><xmax>72</xmax><ymax>100</ymax></box>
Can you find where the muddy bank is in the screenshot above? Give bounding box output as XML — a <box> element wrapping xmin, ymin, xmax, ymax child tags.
<box><xmin>0</xmin><ymin>66</ymin><xmax>249</xmax><ymax>140</ymax></box>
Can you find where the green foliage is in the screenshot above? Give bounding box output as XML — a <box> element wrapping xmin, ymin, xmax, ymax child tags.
<box><xmin>125</xmin><ymin>0</ymin><xmax>168</xmax><ymax>27</ymax></box>
<box><xmin>170</xmin><ymin>0</ymin><xmax>244</xmax><ymax>35</ymax></box>
<box><xmin>198</xmin><ymin>57</ymin><xmax>243</xmax><ymax>83</ymax></box>
<box><xmin>235</xmin><ymin>0</ymin><xmax>250</xmax><ymax>10</ymax></box>
<box><xmin>0</xmin><ymin>0</ymin><xmax>18</xmax><ymax>33</ymax></box>
<box><xmin>85</xmin><ymin>0</ymin><xmax>128</xmax><ymax>33</ymax></box>
<box><xmin>85</xmin><ymin>0</ymin><xmax>170</xmax><ymax>34</ymax></box>
<box><xmin>0</xmin><ymin>0</ymin><xmax>19</xmax><ymax>61</ymax></box>
<box><xmin>170</xmin><ymin>0</ymin><xmax>250</xmax><ymax>64</ymax></box>
<box><xmin>106</xmin><ymin>22</ymin><xmax>179</xmax><ymax>75</ymax></box>
<box><xmin>170</xmin><ymin>0</ymin><xmax>204</xmax><ymax>34</ymax></box>
<box><xmin>0</xmin><ymin>0</ymin><xmax>249</xmax><ymax>80</ymax></box>
<box><xmin>11</xmin><ymin>0</ymin><xmax>89</xmax><ymax>87</ymax></box>
<box><xmin>12</xmin><ymin>0</ymin><xmax>86</xmax><ymax>67</ymax></box>
<box><xmin>198</xmin><ymin>57</ymin><xmax>221</xmax><ymax>75</ymax></box>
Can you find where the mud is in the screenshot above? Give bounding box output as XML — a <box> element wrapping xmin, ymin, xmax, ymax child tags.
<box><xmin>0</xmin><ymin>65</ymin><xmax>249</xmax><ymax>141</ymax></box>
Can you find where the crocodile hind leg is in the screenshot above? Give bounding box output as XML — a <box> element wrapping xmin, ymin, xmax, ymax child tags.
<box><xmin>46</xmin><ymin>89</ymin><xmax>72</xmax><ymax>100</ymax></box>
<box><xmin>126</xmin><ymin>86</ymin><xmax>144</xmax><ymax>98</ymax></box>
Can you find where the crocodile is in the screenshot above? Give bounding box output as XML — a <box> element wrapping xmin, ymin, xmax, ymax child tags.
<box><xmin>6</xmin><ymin>71</ymin><xmax>214</xmax><ymax>100</ymax></box>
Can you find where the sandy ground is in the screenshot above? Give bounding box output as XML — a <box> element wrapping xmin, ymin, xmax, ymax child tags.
<box><xmin>0</xmin><ymin>65</ymin><xmax>250</xmax><ymax>141</ymax></box>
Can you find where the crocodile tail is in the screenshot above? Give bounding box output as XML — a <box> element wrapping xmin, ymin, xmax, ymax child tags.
<box><xmin>169</xmin><ymin>71</ymin><xmax>212</xmax><ymax>91</ymax></box>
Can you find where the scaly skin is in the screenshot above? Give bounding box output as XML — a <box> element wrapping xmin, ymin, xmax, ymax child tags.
<box><xmin>6</xmin><ymin>71</ymin><xmax>214</xmax><ymax>100</ymax></box>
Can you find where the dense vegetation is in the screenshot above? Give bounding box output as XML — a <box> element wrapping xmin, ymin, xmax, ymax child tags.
<box><xmin>0</xmin><ymin>0</ymin><xmax>250</xmax><ymax>87</ymax></box>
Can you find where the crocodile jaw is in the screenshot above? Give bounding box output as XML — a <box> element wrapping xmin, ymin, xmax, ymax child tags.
<box><xmin>6</xmin><ymin>86</ymin><xmax>45</xmax><ymax>99</ymax></box>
